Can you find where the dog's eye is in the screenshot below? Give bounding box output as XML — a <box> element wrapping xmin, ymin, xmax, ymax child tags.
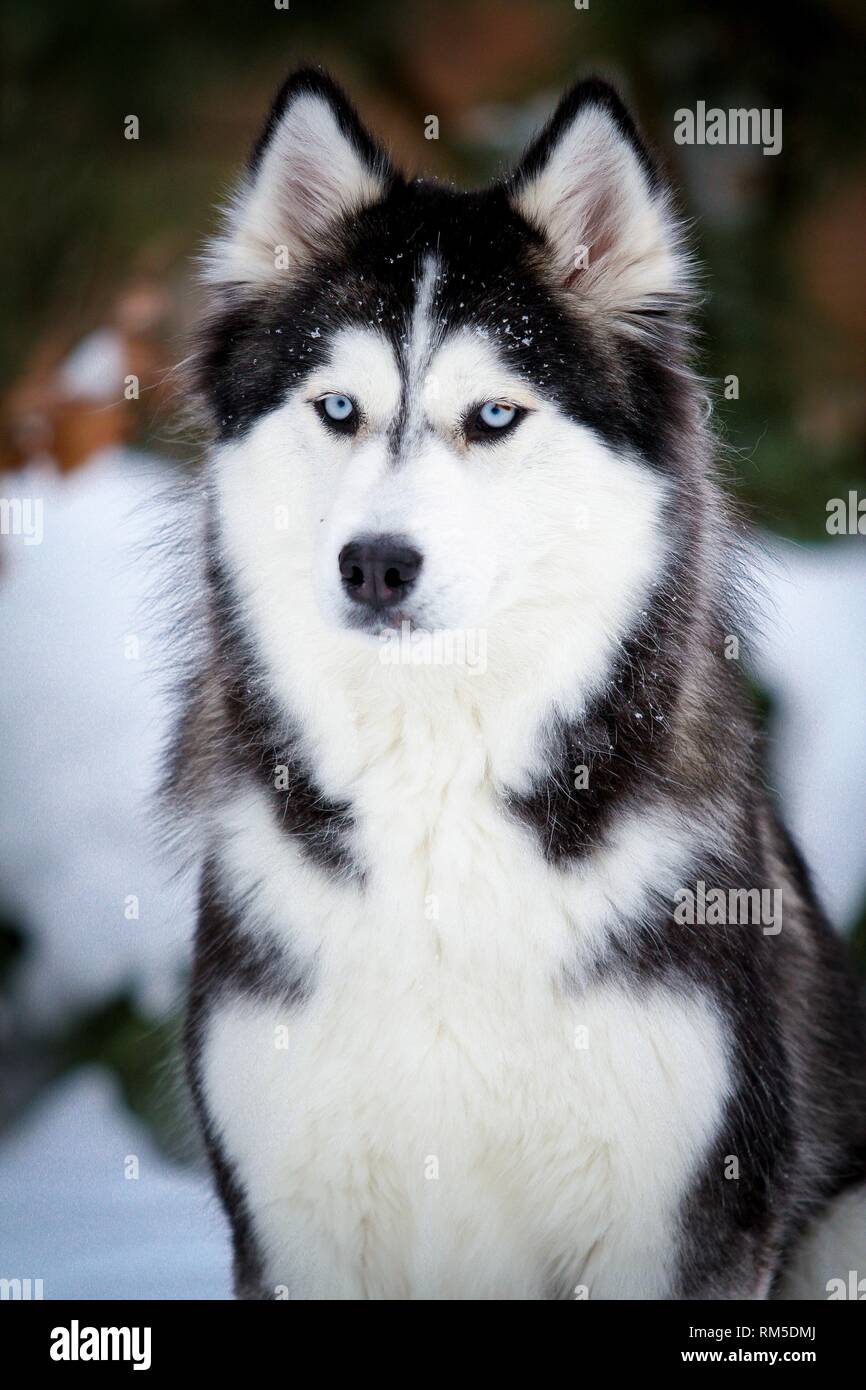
<box><xmin>480</xmin><ymin>401</ymin><xmax>516</xmax><ymax>428</ymax></box>
<box><xmin>314</xmin><ymin>393</ymin><xmax>359</xmax><ymax>435</ymax></box>
<box><xmin>466</xmin><ymin>401</ymin><xmax>524</xmax><ymax>443</ymax></box>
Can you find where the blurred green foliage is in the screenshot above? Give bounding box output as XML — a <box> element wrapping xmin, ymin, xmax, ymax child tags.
<box><xmin>61</xmin><ymin>995</ymin><xmax>192</xmax><ymax>1161</ymax></box>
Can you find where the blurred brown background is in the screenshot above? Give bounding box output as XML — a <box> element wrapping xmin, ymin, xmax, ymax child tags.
<box><xmin>3</xmin><ymin>0</ymin><xmax>865</xmax><ymax>535</ymax></box>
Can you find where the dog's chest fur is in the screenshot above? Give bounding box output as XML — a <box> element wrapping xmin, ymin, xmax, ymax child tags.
<box><xmin>201</xmin><ymin>694</ymin><xmax>728</xmax><ymax>1299</ymax></box>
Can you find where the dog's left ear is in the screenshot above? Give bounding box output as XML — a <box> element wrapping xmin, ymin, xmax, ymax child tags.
<box><xmin>510</xmin><ymin>79</ymin><xmax>691</xmax><ymax>320</ymax></box>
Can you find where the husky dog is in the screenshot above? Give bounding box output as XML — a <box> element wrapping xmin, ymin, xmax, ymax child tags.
<box><xmin>172</xmin><ymin>69</ymin><xmax>866</xmax><ymax>1299</ymax></box>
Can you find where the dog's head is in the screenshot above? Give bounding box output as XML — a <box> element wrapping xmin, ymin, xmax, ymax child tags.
<box><xmin>198</xmin><ymin>69</ymin><xmax>700</xmax><ymax>697</ymax></box>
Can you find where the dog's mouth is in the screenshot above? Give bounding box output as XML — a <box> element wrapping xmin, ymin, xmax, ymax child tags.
<box><xmin>341</xmin><ymin>606</ymin><xmax>419</xmax><ymax>638</ymax></box>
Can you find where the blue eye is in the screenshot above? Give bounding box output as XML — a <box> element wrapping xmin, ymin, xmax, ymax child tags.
<box><xmin>467</xmin><ymin>400</ymin><xmax>524</xmax><ymax>443</ymax></box>
<box><xmin>315</xmin><ymin>393</ymin><xmax>359</xmax><ymax>434</ymax></box>
<box><xmin>479</xmin><ymin>401</ymin><xmax>517</xmax><ymax>429</ymax></box>
<box><xmin>323</xmin><ymin>394</ymin><xmax>354</xmax><ymax>420</ymax></box>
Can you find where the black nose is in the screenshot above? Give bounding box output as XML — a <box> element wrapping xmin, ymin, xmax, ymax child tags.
<box><xmin>338</xmin><ymin>535</ymin><xmax>423</xmax><ymax>609</ymax></box>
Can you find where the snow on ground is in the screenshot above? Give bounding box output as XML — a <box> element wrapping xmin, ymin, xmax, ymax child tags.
<box><xmin>0</xmin><ymin>1068</ymin><xmax>229</xmax><ymax>1299</ymax></box>
<box><xmin>0</xmin><ymin>448</ymin><xmax>863</xmax><ymax>1298</ymax></box>
<box><xmin>0</xmin><ymin>448</ymin><xmax>195</xmax><ymax>1025</ymax></box>
<box><xmin>751</xmin><ymin>536</ymin><xmax>866</xmax><ymax>930</ymax></box>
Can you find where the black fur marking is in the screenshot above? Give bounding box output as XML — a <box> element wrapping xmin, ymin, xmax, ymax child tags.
<box><xmin>386</xmin><ymin>259</ymin><xmax>440</xmax><ymax>467</ymax></box>
<box><xmin>502</xmin><ymin>513</ymin><xmax>701</xmax><ymax>861</ymax></box>
<box><xmin>576</xmin><ymin>817</ymin><xmax>866</xmax><ymax>1296</ymax></box>
<box><xmin>206</xmin><ymin>543</ymin><xmax>361</xmax><ymax>879</ymax></box>
<box><xmin>510</xmin><ymin>75</ymin><xmax>662</xmax><ymax>195</ymax></box>
<box><xmin>191</xmin><ymin>857</ymin><xmax>313</xmax><ymax>1008</ymax></box>
<box><xmin>196</xmin><ymin>192</ymin><xmax>690</xmax><ymax>475</ymax></box>
<box><xmin>185</xmin><ymin>859</ymin><xmax>312</xmax><ymax>1298</ymax></box>
<box><xmin>598</xmin><ymin>847</ymin><xmax>793</xmax><ymax>1296</ymax></box>
<box><xmin>249</xmin><ymin>65</ymin><xmax>395</xmax><ymax>183</ymax></box>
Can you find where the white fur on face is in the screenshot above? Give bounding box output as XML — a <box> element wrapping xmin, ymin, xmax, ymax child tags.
<box><xmin>213</xmin><ymin>316</ymin><xmax>669</xmax><ymax>792</ymax></box>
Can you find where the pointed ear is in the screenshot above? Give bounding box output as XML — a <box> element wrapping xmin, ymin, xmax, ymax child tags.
<box><xmin>204</xmin><ymin>68</ymin><xmax>395</xmax><ymax>290</ymax></box>
<box><xmin>509</xmin><ymin>79</ymin><xmax>692</xmax><ymax>323</ymax></box>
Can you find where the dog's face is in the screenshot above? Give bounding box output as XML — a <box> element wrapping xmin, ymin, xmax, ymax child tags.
<box><xmin>199</xmin><ymin>70</ymin><xmax>695</xmax><ymax>698</ymax></box>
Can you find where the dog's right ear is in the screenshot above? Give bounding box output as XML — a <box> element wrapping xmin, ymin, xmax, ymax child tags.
<box><xmin>204</xmin><ymin>68</ymin><xmax>395</xmax><ymax>291</ymax></box>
